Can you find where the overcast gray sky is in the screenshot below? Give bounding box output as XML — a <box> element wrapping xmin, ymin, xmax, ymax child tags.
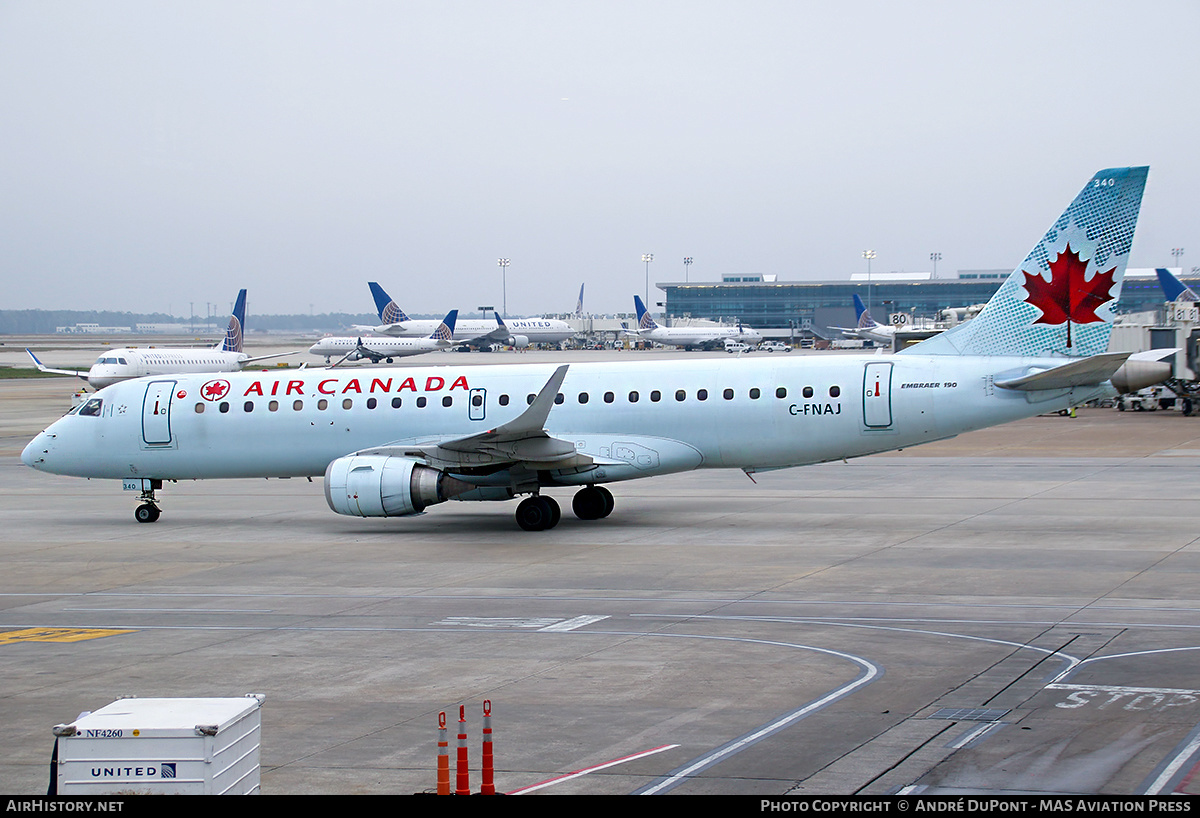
<box><xmin>2</xmin><ymin>1</ymin><xmax>1197</xmax><ymax>318</ymax></box>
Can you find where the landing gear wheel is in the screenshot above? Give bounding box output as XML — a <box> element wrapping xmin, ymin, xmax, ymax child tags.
<box><xmin>572</xmin><ymin>485</ymin><xmax>614</xmax><ymax>520</ymax></box>
<box><xmin>515</xmin><ymin>496</ymin><xmax>560</xmax><ymax>531</ymax></box>
<box><xmin>134</xmin><ymin>503</ymin><xmax>160</xmax><ymax>524</ymax></box>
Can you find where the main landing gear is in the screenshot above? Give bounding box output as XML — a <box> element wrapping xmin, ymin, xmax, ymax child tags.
<box><xmin>514</xmin><ymin>486</ymin><xmax>615</xmax><ymax>531</ymax></box>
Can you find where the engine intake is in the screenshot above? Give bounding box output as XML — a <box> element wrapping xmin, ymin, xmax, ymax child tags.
<box><xmin>324</xmin><ymin>455</ymin><xmax>471</xmax><ymax>517</ymax></box>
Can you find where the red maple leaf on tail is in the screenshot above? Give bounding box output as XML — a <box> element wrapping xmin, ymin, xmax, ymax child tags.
<box><xmin>1021</xmin><ymin>244</ymin><xmax>1116</xmax><ymax>348</ymax></box>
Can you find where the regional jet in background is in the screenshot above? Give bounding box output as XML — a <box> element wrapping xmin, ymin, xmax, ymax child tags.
<box><xmin>309</xmin><ymin>311</ymin><xmax>461</xmax><ymax>364</ymax></box>
<box><xmin>354</xmin><ymin>282</ymin><xmax>576</xmax><ymax>348</ymax></box>
<box><xmin>23</xmin><ymin>167</ymin><xmax>1169</xmax><ymax>531</ymax></box>
<box><xmin>829</xmin><ymin>293</ymin><xmax>898</xmax><ymax>346</ymax></box>
<box><xmin>627</xmin><ymin>295</ymin><xmax>762</xmax><ymax>350</ymax></box>
<box><xmin>26</xmin><ymin>289</ymin><xmax>295</xmax><ymax>390</ymax></box>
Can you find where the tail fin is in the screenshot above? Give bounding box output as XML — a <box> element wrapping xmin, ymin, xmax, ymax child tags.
<box><xmin>633</xmin><ymin>295</ymin><xmax>659</xmax><ymax>330</ymax></box>
<box><xmin>1156</xmin><ymin>268</ymin><xmax>1198</xmax><ymax>302</ymax></box>
<box><xmin>430</xmin><ymin>310</ymin><xmax>457</xmax><ymax>341</ymax></box>
<box><xmin>853</xmin><ymin>293</ymin><xmax>878</xmax><ymax>329</ymax></box>
<box><xmin>221</xmin><ymin>289</ymin><xmax>247</xmax><ymax>353</ymax></box>
<box><xmin>369</xmin><ymin>282</ymin><xmax>410</xmax><ymax>324</ymax></box>
<box><xmin>576</xmin><ymin>284</ymin><xmax>585</xmax><ymax>317</ymax></box>
<box><xmin>903</xmin><ymin>166</ymin><xmax>1148</xmax><ymax>357</ymax></box>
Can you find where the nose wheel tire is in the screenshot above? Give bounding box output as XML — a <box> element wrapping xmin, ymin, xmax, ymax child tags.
<box><xmin>515</xmin><ymin>495</ymin><xmax>560</xmax><ymax>531</ymax></box>
<box><xmin>134</xmin><ymin>503</ymin><xmax>161</xmax><ymax>523</ymax></box>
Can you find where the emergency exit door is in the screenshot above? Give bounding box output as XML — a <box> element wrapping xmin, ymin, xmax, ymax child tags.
<box><xmin>142</xmin><ymin>380</ymin><xmax>176</xmax><ymax>445</ymax></box>
<box><xmin>862</xmin><ymin>363</ymin><xmax>893</xmax><ymax>429</ymax></box>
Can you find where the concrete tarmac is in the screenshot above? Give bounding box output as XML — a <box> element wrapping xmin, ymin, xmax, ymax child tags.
<box><xmin>3</xmin><ymin>352</ymin><xmax>1200</xmax><ymax>796</ymax></box>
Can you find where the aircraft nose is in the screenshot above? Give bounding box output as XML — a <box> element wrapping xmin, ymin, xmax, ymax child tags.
<box><xmin>22</xmin><ymin>431</ymin><xmax>50</xmax><ymax>468</ymax></box>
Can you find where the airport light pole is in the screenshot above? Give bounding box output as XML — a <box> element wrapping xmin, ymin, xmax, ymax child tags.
<box><xmin>683</xmin><ymin>256</ymin><xmax>692</xmax><ymax>283</ymax></box>
<box><xmin>642</xmin><ymin>253</ymin><xmax>654</xmax><ymax>304</ymax></box>
<box><xmin>930</xmin><ymin>252</ymin><xmax>942</xmax><ymax>279</ymax></box>
<box><xmin>497</xmin><ymin>258</ymin><xmax>510</xmax><ymax>317</ymax></box>
<box><xmin>1173</xmin><ymin>248</ymin><xmax>1185</xmax><ymax>273</ymax></box>
<box><xmin>862</xmin><ymin>250</ymin><xmax>876</xmax><ymax>312</ymax></box>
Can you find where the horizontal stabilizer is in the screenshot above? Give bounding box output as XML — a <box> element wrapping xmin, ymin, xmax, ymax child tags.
<box><xmin>993</xmin><ymin>352</ymin><xmax>1130</xmax><ymax>392</ymax></box>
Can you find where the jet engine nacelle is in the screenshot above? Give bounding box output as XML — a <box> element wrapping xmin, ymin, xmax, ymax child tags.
<box><xmin>324</xmin><ymin>455</ymin><xmax>471</xmax><ymax>517</ymax></box>
<box><xmin>508</xmin><ymin>334</ymin><xmax>530</xmax><ymax>349</ymax></box>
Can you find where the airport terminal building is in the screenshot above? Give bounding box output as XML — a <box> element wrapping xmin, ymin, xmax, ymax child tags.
<box><xmin>658</xmin><ymin>269</ymin><xmax>1197</xmax><ymax>337</ymax></box>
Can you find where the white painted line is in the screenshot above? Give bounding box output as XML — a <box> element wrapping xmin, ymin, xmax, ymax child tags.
<box><xmin>540</xmin><ymin>615</ymin><xmax>609</xmax><ymax>632</ymax></box>
<box><xmin>435</xmin><ymin>617</ymin><xmax>562</xmax><ymax>629</ymax></box>
<box><xmin>507</xmin><ymin>744</ymin><xmax>679</xmax><ymax>794</ymax></box>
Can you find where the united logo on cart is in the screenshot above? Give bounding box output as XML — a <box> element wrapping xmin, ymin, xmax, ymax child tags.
<box><xmin>201</xmin><ymin>379</ymin><xmax>231</xmax><ymax>401</ymax></box>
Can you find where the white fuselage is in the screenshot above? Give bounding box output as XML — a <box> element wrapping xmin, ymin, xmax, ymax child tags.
<box><xmin>85</xmin><ymin>348</ymin><xmax>252</xmax><ymax>389</ymax></box>
<box><xmin>369</xmin><ymin>317</ymin><xmax>574</xmax><ymax>344</ymax></box>
<box><xmin>635</xmin><ymin>325</ymin><xmax>763</xmax><ymax>349</ymax></box>
<box><xmin>23</xmin><ymin>354</ymin><xmax>1110</xmax><ymax>484</ymax></box>
<box><xmin>309</xmin><ymin>336</ymin><xmax>448</xmax><ymax>361</ymax></box>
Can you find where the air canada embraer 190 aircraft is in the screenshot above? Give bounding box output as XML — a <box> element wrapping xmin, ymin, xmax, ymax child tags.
<box><xmin>23</xmin><ymin>167</ymin><xmax>1169</xmax><ymax>530</ymax></box>
<box><xmin>26</xmin><ymin>289</ymin><xmax>292</xmax><ymax>389</ymax></box>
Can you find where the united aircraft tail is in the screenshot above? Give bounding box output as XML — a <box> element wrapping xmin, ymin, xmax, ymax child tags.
<box><xmin>853</xmin><ymin>293</ymin><xmax>879</xmax><ymax>329</ymax></box>
<box><xmin>369</xmin><ymin>282</ymin><xmax>411</xmax><ymax>324</ymax></box>
<box><xmin>1156</xmin><ymin>268</ymin><xmax>1199</xmax><ymax>302</ymax></box>
<box><xmin>633</xmin><ymin>295</ymin><xmax>659</xmax><ymax>331</ymax></box>
<box><xmin>903</xmin><ymin>166</ymin><xmax>1148</xmax><ymax>358</ymax></box>
<box><xmin>219</xmin><ymin>289</ymin><xmax>247</xmax><ymax>353</ymax></box>
<box><xmin>430</xmin><ymin>310</ymin><xmax>457</xmax><ymax>342</ymax></box>
<box><xmin>576</xmin><ymin>284</ymin><xmax>585</xmax><ymax>317</ymax></box>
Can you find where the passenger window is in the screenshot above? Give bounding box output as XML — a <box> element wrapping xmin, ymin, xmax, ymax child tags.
<box><xmin>723</xmin><ymin>388</ymin><xmax>734</xmax><ymax>400</ymax></box>
<box><xmin>697</xmin><ymin>389</ymin><xmax>708</xmax><ymax>401</ymax></box>
<box><xmin>604</xmin><ymin>392</ymin><xmax>614</xmax><ymax>404</ymax></box>
<box><xmin>650</xmin><ymin>390</ymin><xmax>661</xmax><ymax>402</ymax></box>
<box><xmin>472</xmin><ymin>394</ymin><xmax>483</xmax><ymax>407</ymax></box>
<box><xmin>244</xmin><ymin>401</ymin><xmax>254</xmax><ymax>413</ymax></box>
<box><xmin>830</xmin><ymin>386</ymin><xmax>841</xmax><ymax>398</ymax></box>
<box><xmin>499</xmin><ymin>394</ymin><xmax>510</xmax><ymax>406</ymax></box>
<box><xmin>628</xmin><ymin>391</ymin><xmax>639</xmax><ymax>403</ymax></box>
<box><xmin>578</xmin><ymin>392</ymin><xmax>589</xmax><ymax>404</ymax></box>
<box><xmin>526</xmin><ymin>394</ymin><xmax>536</xmax><ymax>405</ymax></box>
<box><xmin>342</xmin><ymin>398</ymin><xmax>353</xmax><ymax>410</ymax></box>
<box><xmin>219</xmin><ymin>402</ymin><xmax>230</xmax><ymax>413</ymax></box>
<box><xmin>776</xmin><ymin>387</ymin><xmax>787</xmax><ymax>399</ymax></box>
<box><xmin>269</xmin><ymin>400</ymin><xmax>279</xmax><ymax>412</ymax></box>
<box><xmin>803</xmin><ymin>386</ymin><xmax>814</xmax><ymax>398</ymax></box>
<box><xmin>391</xmin><ymin>397</ymin><xmax>402</xmax><ymax>409</ymax></box>
<box><xmin>675</xmin><ymin>390</ymin><xmax>686</xmax><ymax>402</ymax></box>
<box><xmin>416</xmin><ymin>397</ymin><xmax>427</xmax><ymax>408</ymax></box>
<box><xmin>442</xmin><ymin>396</ymin><xmax>453</xmax><ymax>407</ymax></box>
<box><xmin>293</xmin><ymin>400</ymin><xmax>303</xmax><ymax>411</ymax></box>
<box><xmin>318</xmin><ymin>399</ymin><xmax>328</xmax><ymax>410</ymax></box>
<box><xmin>555</xmin><ymin>393</ymin><xmax>564</xmax><ymax>405</ymax></box>
<box><xmin>749</xmin><ymin>388</ymin><xmax>761</xmax><ymax>400</ymax></box>
<box><xmin>194</xmin><ymin>403</ymin><xmax>205</xmax><ymax>414</ymax></box>
<box><xmin>367</xmin><ymin>398</ymin><xmax>377</xmax><ymax>409</ymax></box>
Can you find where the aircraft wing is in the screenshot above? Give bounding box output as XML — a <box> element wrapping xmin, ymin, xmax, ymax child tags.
<box><xmin>241</xmin><ymin>351</ymin><xmax>299</xmax><ymax>365</ymax></box>
<box><xmin>993</xmin><ymin>352</ymin><xmax>1130</xmax><ymax>391</ymax></box>
<box><xmin>354</xmin><ymin>365</ymin><xmax>594</xmax><ymax>473</ymax></box>
<box><xmin>26</xmin><ymin>349</ymin><xmax>88</xmax><ymax>380</ymax></box>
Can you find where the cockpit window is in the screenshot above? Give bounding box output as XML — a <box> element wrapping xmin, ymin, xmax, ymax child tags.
<box><xmin>78</xmin><ymin>398</ymin><xmax>103</xmax><ymax>417</ymax></box>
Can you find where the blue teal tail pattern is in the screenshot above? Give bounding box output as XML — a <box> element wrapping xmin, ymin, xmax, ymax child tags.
<box><xmin>904</xmin><ymin>167</ymin><xmax>1148</xmax><ymax>358</ymax></box>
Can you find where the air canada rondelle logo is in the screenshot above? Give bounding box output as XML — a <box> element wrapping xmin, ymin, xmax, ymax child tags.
<box><xmin>201</xmin><ymin>379</ymin><xmax>231</xmax><ymax>401</ymax></box>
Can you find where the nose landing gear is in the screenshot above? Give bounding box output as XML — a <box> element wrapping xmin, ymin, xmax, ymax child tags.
<box><xmin>132</xmin><ymin>480</ymin><xmax>163</xmax><ymax>523</ymax></box>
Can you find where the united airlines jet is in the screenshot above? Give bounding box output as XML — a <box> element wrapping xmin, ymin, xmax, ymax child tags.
<box><xmin>23</xmin><ymin>168</ymin><xmax>1167</xmax><ymax>530</ymax></box>
<box><xmin>628</xmin><ymin>296</ymin><xmax>762</xmax><ymax>350</ymax></box>
<box><xmin>829</xmin><ymin>293</ymin><xmax>898</xmax><ymax>346</ymax></box>
<box><xmin>309</xmin><ymin>311</ymin><xmax>461</xmax><ymax>364</ymax></box>
<box><xmin>26</xmin><ymin>290</ymin><xmax>293</xmax><ymax>389</ymax></box>
<box><xmin>355</xmin><ymin>283</ymin><xmax>576</xmax><ymax>347</ymax></box>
